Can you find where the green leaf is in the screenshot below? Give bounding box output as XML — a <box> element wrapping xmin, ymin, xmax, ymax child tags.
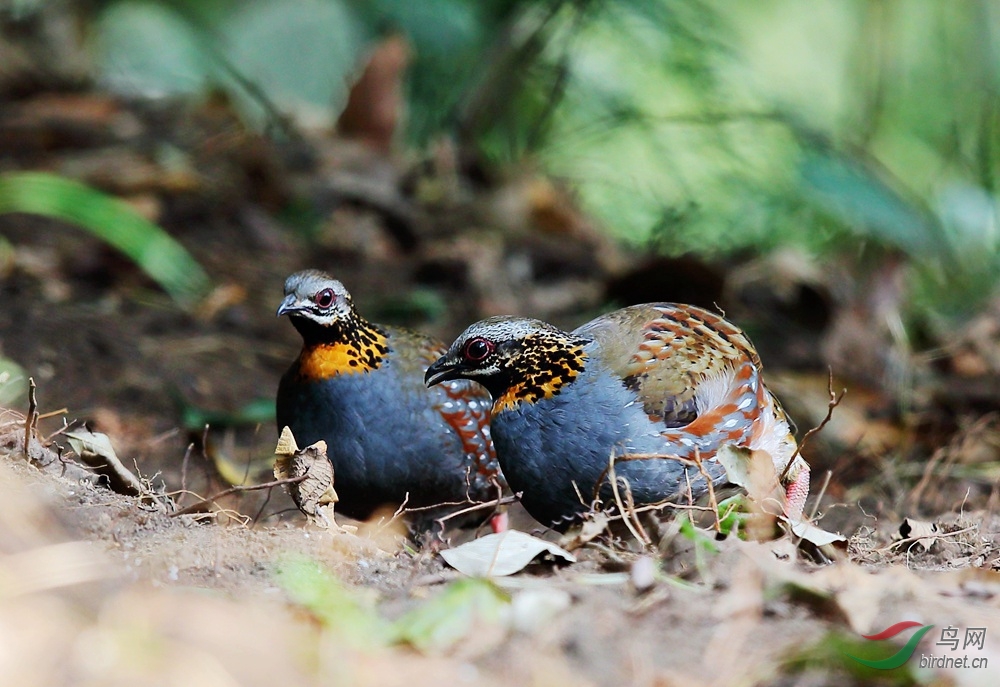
<box><xmin>678</xmin><ymin>515</ymin><xmax>718</xmax><ymax>555</ymax></box>
<box><xmin>276</xmin><ymin>557</ymin><xmax>391</xmax><ymax>647</ymax></box>
<box><xmin>220</xmin><ymin>0</ymin><xmax>365</xmax><ymax>123</ymax></box>
<box><xmin>0</xmin><ymin>357</ymin><xmax>27</xmax><ymax>408</ymax></box>
<box><xmin>392</xmin><ymin>577</ymin><xmax>509</xmax><ymax>654</ymax></box>
<box><xmin>799</xmin><ymin>147</ymin><xmax>949</xmax><ymax>261</ymax></box>
<box><xmin>93</xmin><ymin>0</ymin><xmax>210</xmax><ymax>96</ymax></box>
<box><xmin>0</xmin><ymin>172</ymin><xmax>211</xmax><ymax>308</ymax></box>
<box><xmin>180</xmin><ymin>397</ymin><xmax>276</xmax><ymax>430</ymax></box>
<box><xmin>715</xmin><ymin>495</ymin><xmax>750</xmax><ymax>538</ymax></box>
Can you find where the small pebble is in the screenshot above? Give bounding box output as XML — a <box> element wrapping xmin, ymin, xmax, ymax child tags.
<box><xmin>630</xmin><ymin>556</ymin><xmax>657</xmax><ymax>591</ymax></box>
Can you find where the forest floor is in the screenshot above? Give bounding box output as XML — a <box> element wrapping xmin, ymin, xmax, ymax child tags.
<box><xmin>1</xmin><ymin>88</ymin><xmax>999</xmax><ymax>687</ymax></box>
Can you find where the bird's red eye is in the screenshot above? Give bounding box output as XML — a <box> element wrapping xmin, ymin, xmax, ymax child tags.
<box><xmin>462</xmin><ymin>337</ymin><xmax>494</xmax><ymax>362</ymax></box>
<box><xmin>314</xmin><ymin>288</ymin><xmax>336</xmax><ymax>308</ymax></box>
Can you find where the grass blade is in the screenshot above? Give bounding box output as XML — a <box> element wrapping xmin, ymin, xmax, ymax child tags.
<box><xmin>0</xmin><ymin>172</ymin><xmax>211</xmax><ymax>307</ymax></box>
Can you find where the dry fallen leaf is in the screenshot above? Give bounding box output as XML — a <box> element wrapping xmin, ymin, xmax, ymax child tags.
<box><xmin>716</xmin><ymin>444</ymin><xmax>783</xmax><ymax>511</ymax></box>
<box><xmin>440</xmin><ymin>530</ymin><xmax>576</xmax><ymax>577</ymax></box>
<box><xmin>898</xmin><ymin>517</ymin><xmax>938</xmax><ymax>552</ymax></box>
<box><xmin>786</xmin><ymin>518</ymin><xmax>848</xmax><ymax>547</ymax></box>
<box><xmin>558</xmin><ymin>512</ymin><xmax>610</xmax><ymax>551</ymax></box>
<box><xmin>273</xmin><ymin>426</ymin><xmax>339</xmax><ymax>524</ymax></box>
<box><xmin>65</xmin><ymin>429</ymin><xmax>153</xmax><ymax>500</ymax></box>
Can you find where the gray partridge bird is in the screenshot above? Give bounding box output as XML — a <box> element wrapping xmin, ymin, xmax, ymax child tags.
<box><xmin>276</xmin><ymin>270</ymin><xmax>500</xmax><ymax>524</ymax></box>
<box><xmin>425</xmin><ymin>303</ymin><xmax>810</xmax><ymax>530</ymax></box>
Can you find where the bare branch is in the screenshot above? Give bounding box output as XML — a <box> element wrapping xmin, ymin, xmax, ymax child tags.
<box><xmin>692</xmin><ymin>448</ymin><xmax>721</xmax><ymax>532</ymax></box>
<box><xmin>23</xmin><ymin>377</ymin><xmax>37</xmax><ymax>461</ymax></box>
<box><xmin>780</xmin><ymin>368</ymin><xmax>844</xmax><ymax>482</ymax></box>
<box><xmin>432</xmin><ymin>494</ymin><xmax>520</xmax><ymax>526</ymax></box>
<box><xmin>607</xmin><ymin>452</ymin><xmax>650</xmax><ymax>547</ymax></box>
<box><xmin>169</xmin><ymin>475</ymin><xmax>308</xmax><ymax>518</ymax></box>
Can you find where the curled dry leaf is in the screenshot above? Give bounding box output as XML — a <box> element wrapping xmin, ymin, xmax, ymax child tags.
<box><xmin>716</xmin><ymin>444</ymin><xmax>755</xmax><ymax>491</ymax></box>
<box><xmin>897</xmin><ymin>517</ymin><xmax>938</xmax><ymax>552</ymax></box>
<box><xmin>65</xmin><ymin>429</ymin><xmax>156</xmax><ymax>502</ymax></box>
<box><xmin>558</xmin><ymin>511</ymin><xmax>610</xmax><ymax>551</ymax></box>
<box><xmin>786</xmin><ymin>518</ymin><xmax>847</xmax><ymax>547</ymax></box>
<box><xmin>716</xmin><ymin>444</ymin><xmax>782</xmax><ymax>507</ymax></box>
<box><xmin>440</xmin><ymin>530</ymin><xmax>576</xmax><ymax>577</ymax></box>
<box><xmin>273</xmin><ymin>426</ymin><xmax>338</xmax><ymax>523</ymax></box>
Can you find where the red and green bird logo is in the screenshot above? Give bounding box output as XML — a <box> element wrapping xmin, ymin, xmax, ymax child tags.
<box><xmin>846</xmin><ymin>621</ymin><xmax>935</xmax><ymax>670</ymax></box>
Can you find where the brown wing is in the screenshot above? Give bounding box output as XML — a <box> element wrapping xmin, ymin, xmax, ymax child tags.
<box><xmin>573</xmin><ymin>303</ymin><xmax>762</xmax><ymax>424</ymax></box>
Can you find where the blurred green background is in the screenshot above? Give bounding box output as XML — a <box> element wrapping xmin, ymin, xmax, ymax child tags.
<box><xmin>9</xmin><ymin>0</ymin><xmax>1000</xmax><ymax>324</ymax></box>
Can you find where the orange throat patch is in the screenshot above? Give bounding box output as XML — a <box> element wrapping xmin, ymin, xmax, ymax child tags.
<box><xmin>491</xmin><ymin>345</ymin><xmax>587</xmax><ymax>416</ymax></box>
<box><xmin>297</xmin><ymin>334</ymin><xmax>389</xmax><ymax>379</ymax></box>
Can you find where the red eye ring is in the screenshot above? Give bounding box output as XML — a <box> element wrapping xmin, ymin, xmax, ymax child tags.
<box><xmin>314</xmin><ymin>288</ymin><xmax>336</xmax><ymax>308</ymax></box>
<box><xmin>462</xmin><ymin>337</ymin><xmax>494</xmax><ymax>362</ymax></box>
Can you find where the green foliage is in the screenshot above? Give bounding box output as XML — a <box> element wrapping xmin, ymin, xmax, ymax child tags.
<box><xmin>715</xmin><ymin>495</ymin><xmax>750</xmax><ymax>539</ymax></box>
<box><xmin>277</xmin><ymin>558</ymin><xmax>511</xmax><ymax>654</ymax></box>
<box><xmin>85</xmin><ymin>0</ymin><xmax>1000</xmax><ymax>317</ymax></box>
<box><xmin>0</xmin><ymin>356</ymin><xmax>27</xmax><ymax>408</ymax></box>
<box><xmin>0</xmin><ymin>172</ymin><xmax>211</xmax><ymax>308</ymax></box>
<box><xmin>91</xmin><ymin>0</ymin><xmax>366</xmax><ymax>127</ymax></box>
<box><xmin>677</xmin><ymin>513</ymin><xmax>718</xmax><ymax>554</ymax></box>
<box><xmin>179</xmin><ymin>397</ymin><xmax>276</xmax><ymax>430</ymax></box>
<box><xmin>356</xmin><ymin>0</ymin><xmax>485</xmax><ymax>145</ymax></box>
<box><xmin>94</xmin><ymin>1</ymin><xmax>209</xmax><ymax>96</ymax></box>
<box><xmin>276</xmin><ymin>557</ymin><xmax>392</xmax><ymax>647</ymax></box>
<box><xmin>785</xmin><ymin>631</ymin><xmax>923</xmax><ymax>687</ymax></box>
<box><xmin>392</xmin><ymin>577</ymin><xmax>509</xmax><ymax>653</ymax></box>
<box><xmin>219</xmin><ymin>0</ymin><xmax>364</xmax><ymax>126</ymax></box>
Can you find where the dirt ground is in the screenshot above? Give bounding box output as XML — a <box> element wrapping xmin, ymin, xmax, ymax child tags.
<box><xmin>2</xmin><ymin>90</ymin><xmax>1000</xmax><ymax>686</ymax></box>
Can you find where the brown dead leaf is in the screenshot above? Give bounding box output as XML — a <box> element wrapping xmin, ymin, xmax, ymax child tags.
<box><xmin>274</xmin><ymin>426</ymin><xmax>339</xmax><ymax>525</ymax></box>
<box><xmin>558</xmin><ymin>512</ymin><xmax>611</xmax><ymax>552</ymax></box>
<box><xmin>898</xmin><ymin>518</ymin><xmax>939</xmax><ymax>552</ymax></box>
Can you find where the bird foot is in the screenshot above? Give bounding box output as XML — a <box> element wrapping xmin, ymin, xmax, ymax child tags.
<box><xmin>783</xmin><ymin>464</ymin><xmax>811</xmax><ymax>521</ymax></box>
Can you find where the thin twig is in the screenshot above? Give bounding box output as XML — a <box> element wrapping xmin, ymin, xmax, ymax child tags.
<box><xmin>23</xmin><ymin>377</ymin><xmax>37</xmax><ymax>461</ymax></box>
<box><xmin>180</xmin><ymin>442</ymin><xmax>194</xmax><ymax>509</ymax></box>
<box><xmin>169</xmin><ymin>475</ymin><xmax>308</xmax><ymax>517</ymax></box>
<box><xmin>252</xmin><ymin>487</ymin><xmax>275</xmax><ymax>525</ymax></box>
<box><xmin>621</xmin><ymin>478</ymin><xmax>650</xmax><ymax>545</ymax></box>
<box><xmin>36</xmin><ymin>408</ymin><xmax>67</xmax><ymax>421</ymax></box>
<box><xmin>807</xmin><ymin>470</ymin><xmax>833</xmax><ymax>523</ymax></box>
<box><xmin>876</xmin><ymin>525</ymin><xmax>979</xmax><ymax>554</ymax></box>
<box><xmin>692</xmin><ymin>448</ymin><xmax>721</xmax><ymax>532</ymax></box>
<box><xmin>433</xmin><ymin>494</ymin><xmax>520</xmax><ymax>525</ymax></box>
<box><xmin>607</xmin><ymin>452</ymin><xmax>650</xmax><ymax>546</ymax></box>
<box><xmin>780</xmin><ymin>368</ymin><xmax>845</xmax><ymax>482</ymax></box>
<box><xmin>391</xmin><ymin>493</ymin><xmax>412</xmax><ymax>519</ymax></box>
<box><xmin>605</xmin><ymin>500</ymin><xmax>717</xmax><ymax>520</ymax></box>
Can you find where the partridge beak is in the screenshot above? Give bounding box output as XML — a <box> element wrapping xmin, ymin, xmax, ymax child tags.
<box><xmin>424</xmin><ymin>356</ymin><xmax>463</xmax><ymax>387</ymax></box>
<box><xmin>276</xmin><ymin>294</ymin><xmax>301</xmax><ymax>317</ymax></box>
